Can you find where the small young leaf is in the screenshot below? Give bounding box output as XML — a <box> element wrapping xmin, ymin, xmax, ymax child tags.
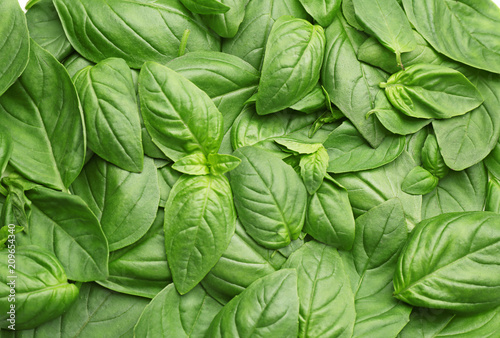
<box><xmin>207</xmin><ymin>153</ymin><xmax>241</xmax><ymax>175</ymax></box>
<box><xmin>421</xmin><ymin>134</ymin><xmax>449</xmax><ymax>178</ymax></box>
<box><xmin>172</xmin><ymin>153</ymin><xmax>210</xmax><ymax>176</ymax></box>
<box><xmin>299</xmin><ymin>146</ymin><xmax>329</xmax><ymax>195</ymax></box>
<box><xmin>402</xmin><ymin>166</ymin><xmax>438</xmax><ymax>195</ymax></box>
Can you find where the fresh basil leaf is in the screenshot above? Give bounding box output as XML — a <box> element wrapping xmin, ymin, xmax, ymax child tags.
<box><xmin>71</xmin><ymin>157</ymin><xmax>160</xmax><ymax>251</ymax></box>
<box><xmin>405</xmin><ymin>127</ymin><xmax>430</xmax><ymax>166</ymax></box>
<box><xmin>256</xmin><ymin>16</ymin><xmax>325</xmax><ymax>115</ymax></box>
<box><xmin>231</xmin><ymin>146</ymin><xmax>307</xmax><ymax>249</ymax></box>
<box><xmin>0</xmin><ymin>224</ymin><xmax>23</xmax><ymax>247</ymax></box>
<box><xmin>206</xmin><ymin>269</ymin><xmax>299</xmax><ymax>337</ymax></box>
<box><xmin>324</xmin><ymin>121</ymin><xmax>405</xmax><ymax>173</ymax></box>
<box><xmin>0</xmin><ymin>246</ymin><xmax>79</xmax><ymax>330</ymax></box>
<box><xmin>222</xmin><ymin>0</ymin><xmax>310</xmax><ymax>70</ymax></box>
<box><xmin>381</xmin><ymin>64</ymin><xmax>483</xmax><ymax>119</ymax></box>
<box><xmin>26</xmin><ymin>0</ymin><xmax>73</xmax><ymax>61</ymax></box>
<box><xmin>0</xmin><ymin>40</ymin><xmax>85</xmax><ymax>190</ymax></box>
<box><xmin>305</xmin><ymin>177</ymin><xmax>355</xmax><ymax>250</ymax></box>
<box><xmin>1</xmin><ymin>180</ymin><xmax>32</xmax><ymax>230</ymax></box>
<box><xmin>283</xmin><ymin>242</ymin><xmax>355</xmax><ymax>337</ymax></box>
<box><xmin>275</xmin><ymin>138</ymin><xmax>323</xmax><ymax>155</ymax></box>
<box><xmin>172</xmin><ymin>153</ymin><xmax>210</xmax><ymax>176</ymax></box>
<box><xmin>63</xmin><ymin>53</ymin><xmax>95</xmax><ymax>78</ymax></box>
<box><xmin>73</xmin><ymin>58</ymin><xmax>143</xmax><ymax>172</ymax></box>
<box><xmin>201</xmin><ymin>220</ymin><xmax>286</xmax><ymax>304</ymax></box>
<box><xmin>179</xmin><ymin>0</ymin><xmax>230</xmax><ymax>14</ymax></box>
<box><xmin>422</xmin><ymin>162</ymin><xmax>487</xmax><ymax>219</ymax></box>
<box><xmin>207</xmin><ymin>153</ymin><xmax>241</xmax><ymax>175</ymax></box>
<box><xmin>402</xmin><ymin>166</ymin><xmax>439</xmax><ymax>195</ymax></box>
<box><xmin>134</xmin><ymin>284</ymin><xmax>222</xmax><ymax>337</ymax></box>
<box><xmin>97</xmin><ymin>209</ymin><xmax>171</xmax><ymax>299</ymax></box>
<box><xmin>486</xmin><ymin>177</ymin><xmax>500</xmax><ymax>214</ymax></box>
<box><xmin>0</xmin><ymin>133</ymin><xmax>12</xmax><ymax>179</ymax></box>
<box><xmin>353</xmin><ymin>0</ymin><xmax>416</xmax><ymax>67</ymax></box>
<box><xmin>139</xmin><ymin>62</ymin><xmax>223</xmax><ymax>162</ymax></box>
<box><xmin>394</xmin><ymin>211</ymin><xmax>500</xmax><ymax>312</ymax></box>
<box><xmin>157</xmin><ymin>164</ymin><xmax>182</xmax><ymax>207</ymax></box>
<box><xmin>421</xmin><ymin>133</ymin><xmax>449</xmax><ymax>178</ymax></box>
<box><xmin>343</xmin><ymin>199</ymin><xmax>411</xmax><ymax>336</ymax></box>
<box><xmin>403</xmin><ymin>0</ymin><xmax>500</xmax><ymax>74</ymax></box>
<box><xmin>299</xmin><ymin>0</ymin><xmax>341</xmax><ymax>27</ymax></box>
<box><xmin>299</xmin><ymin>146</ymin><xmax>329</xmax><ymax>195</ymax></box>
<box><xmin>289</xmin><ymin>84</ymin><xmax>327</xmax><ymax>114</ymax></box>
<box><xmin>201</xmin><ymin>0</ymin><xmax>246</xmax><ymax>38</ymax></box>
<box><xmin>341</xmin><ymin>0</ymin><xmax>364</xmax><ymax>31</ymax></box>
<box><xmin>53</xmin><ymin>0</ymin><xmax>220</xmax><ymax>69</ymax></box>
<box><xmin>165</xmin><ymin>174</ymin><xmax>236</xmax><ymax>295</ymax></box>
<box><xmin>0</xmin><ymin>0</ymin><xmax>29</xmax><ymax>96</ymax></box>
<box><xmin>322</xmin><ymin>13</ymin><xmax>390</xmax><ymax>147</ymax></box>
<box><xmin>334</xmin><ymin>151</ymin><xmax>422</xmax><ymax>229</ymax></box>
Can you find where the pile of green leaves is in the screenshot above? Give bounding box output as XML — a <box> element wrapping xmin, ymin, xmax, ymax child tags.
<box><xmin>1</xmin><ymin>0</ymin><xmax>500</xmax><ymax>336</ymax></box>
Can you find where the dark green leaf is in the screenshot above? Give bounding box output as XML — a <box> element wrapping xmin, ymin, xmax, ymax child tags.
<box><xmin>289</xmin><ymin>84</ymin><xmax>327</xmax><ymax>114</ymax></box>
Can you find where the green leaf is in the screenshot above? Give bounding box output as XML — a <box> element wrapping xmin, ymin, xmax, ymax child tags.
<box><xmin>97</xmin><ymin>209</ymin><xmax>171</xmax><ymax>299</ymax></box>
<box><xmin>486</xmin><ymin>142</ymin><xmax>500</xmax><ymax>181</ymax></box>
<box><xmin>334</xmin><ymin>151</ymin><xmax>422</xmax><ymax>229</ymax></box>
<box><xmin>275</xmin><ymin>138</ymin><xmax>323</xmax><ymax>154</ymax></box>
<box><xmin>394</xmin><ymin>211</ymin><xmax>500</xmax><ymax>312</ymax></box>
<box><xmin>15</xmin><ymin>187</ymin><xmax>108</xmax><ymax>281</ymax></box>
<box><xmin>134</xmin><ymin>284</ymin><xmax>222</xmax><ymax>337</ymax></box>
<box><xmin>299</xmin><ymin>146</ymin><xmax>329</xmax><ymax>195</ymax></box>
<box><xmin>381</xmin><ymin>64</ymin><xmax>483</xmax><ymax>119</ymax></box>
<box><xmin>1</xmin><ymin>179</ymin><xmax>32</xmax><ymax>230</ymax></box>
<box><xmin>172</xmin><ymin>153</ymin><xmax>210</xmax><ymax>176</ymax></box>
<box><xmin>164</xmin><ymin>174</ymin><xmax>236</xmax><ymax>294</ymax></box>
<box><xmin>178</xmin><ymin>0</ymin><xmax>230</xmax><ymax>14</ymax></box>
<box><xmin>207</xmin><ymin>153</ymin><xmax>241</xmax><ymax>175</ymax></box>
<box><xmin>0</xmin><ymin>40</ymin><xmax>85</xmax><ymax>190</ymax></box>
<box><xmin>206</xmin><ymin>269</ymin><xmax>299</xmax><ymax>337</ymax></box>
<box><xmin>341</xmin><ymin>0</ymin><xmax>364</xmax><ymax>31</ymax></box>
<box><xmin>422</xmin><ymin>162</ymin><xmax>487</xmax><ymax>220</ymax></box>
<box><xmin>26</xmin><ymin>0</ymin><xmax>73</xmax><ymax>61</ymax></box>
<box><xmin>63</xmin><ymin>53</ymin><xmax>94</xmax><ymax>78</ymax></box>
<box><xmin>73</xmin><ymin>58</ymin><xmax>143</xmax><ymax>172</ymax></box>
<box><xmin>201</xmin><ymin>220</ymin><xmax>286</xmax><ymax>304</ymax></box>
<box><xmin>0</xmin><ymin>0</ymin><xmax>29</xmax><ymax>96</ymax></box>
<box><xmin>0</xmin><ymin>246</ymin><xmax>79</xmax><ymax>330</ymax></box>
<box><xmin>402</xmin><ymin>166</ymin><xmax>439</xmax><ymax>195</ymax></box>
<box><xmin>0</xmin><ymin>133</ymin><xmax>12</xmax><ymax>177</ymax></box>
<box><xmin>324</xmin><ymin>121</ymin><xmax>405</xmax><ymax>173</ymax></box>
<box><xmin>71</xmin><ymin>157</ymin><xmax>160</xmax><ymax>251</ymax></box>
<box><xmin>52</xmin><ymin>0</ymin><xmax>220</xmax><ymax>69</ymax></box>
<box><xmin>421</xmin><ymin>133</ymin><xmax>449</xmax><ymax>178</ymax></box>
<box><xmin>289</xmin><ymin>84</ymin><xmax>327</xmax><ymax>114</ymax></box>
<box><xmin>353</xmin><ymin>0</ymin><xmax>416</xmax><ymax>67</ymax></box>
<box><xmin>0</xmin><ymin>224</ymin><xmax>23</xmax><ymax>246</ymax></box>
<box><xmin>343</xmin><ymin>199</ymin><xmax>411</xmax><ymax>337</ymax></box>
<box><xmin>157</xmin><ymin>164</ymin><xmax>182</xmax><ymax>207</ymax></box>
<box><xmin>201</xmin><ymin>0</ymin><xmax>246</xmax><ymax>38</ymax></box>
<box><xmin>304</xmin><ymin>177</ymin><xmax>355</xmax><ymax>250</ymax></box>
<box><xmin>299</xmin><ymin>0</ymin><xmax>341</xmax><ymax>27</ymax></box>
<box><xmin>405</xmin><ymin>127</ymin><xmax>430</xmax><ymax>166</ymax></box>
<box><xmin>256</xmin><ymin>17</ymin><xmax>325</xmax><ymax>115</ymax></box>
<box><xmin>322</xmin><ymin>13</ymin><xmax>391</xmax><ymax>147</ymax></box>
<box><xmin>139</xmin><ymin>62</ymin><xmax>223</xmax><ymax>162</ymax></box>
<box><xmin>486</xmin><ymin>177</ymin><xmax>500</xmax><ymax>214</ymax></box>
<box><xmin>231</xmin><ymin>146</ymin><xmax>307</xmax><ymax>249</ymax></box>
<box><xmin>222</xmin><ymin>0</ymin><xmax>310</xmax><ymax>70</ymax></box>
<box><xmin>403</xmin><ymin>0</ymin><xmax>500</xmax><ymax>74</ymax></box>
<box><xmin>283</xmin><ymin>242</ymin><xmax>355</xmax><ymax>337</ymax></box>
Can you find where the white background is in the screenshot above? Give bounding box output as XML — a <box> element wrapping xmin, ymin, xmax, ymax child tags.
<box><xmin>16</xmin><ymin>0</ymin><xmax>500</xmax><ymax>11</ymax></box>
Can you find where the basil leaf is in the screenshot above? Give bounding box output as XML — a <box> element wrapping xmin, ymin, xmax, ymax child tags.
<box><xmin>394</xmin><ymin>212</ymin><xmax>500</xmax><ymax>312</ymax></box>
<box><xmin>322</xmin><ymin>13</ymin><xmax>390</xmax><ymax>147</ymax></box>
<box><xmin>421</xmin><ymin>134</ymin><xmax>449</xmax><ymax>178</ymax></box>
<box><xmin>486</xmin><ymin>177</ymin><xmax>500</xmax><ymax>214</ymax></box>
<box><xmin>158</xmin><ymin>164</ymin><xmax>182</xmax><ymax>207</ymax></box>
<box><xmin>324</xmin><ymin>121</ymin><xmax>405</xmax><ymax>173</ymax></box>
<box><xmin>139</xmin><ymin>62</ymin><xmax>223</xmax><ymax>162</ymax></box>
<box><xmin>256</xmin><ymin>16</ymin><xmax>325</xmax><ymax>115</ymax></box>
<box><xmin>231</xmin><ymin>146</ymin><xmax>307</xmax><ymax>249</ymax></box>
<box><xmin>53</xmin><ymin>0</ymin><xmax>220</xmax><ymax>68</ymax></box>
<box><xmin>172</xmin><ymin>153</ymin><xmax>210</xmax><ymax>176</ymax></box>
<box><xmin>97</xmin><ymin>209</ymin><xmax>171</xmax><ymax>299</ymax></box>
<box><xmin>0</xmin><ymin>0</ymin><xmax>29</xmax><ymax>96</ymax></box>
<box><xmin>165</xmin><ymin>174</ymin><xmax>236</xmax><ymax>295</ymax></box>
<box><xmin>402</xmin><ymin>166</ymin><xmax>439</xmax><ymax>195</ymax></box>
<box><xmin>207</xmin><ymin>153</ymin><xmax>241</xmax><ymax>175</ymax></box>
<box><xmin>0</xmin><ymin>40</ymin><xmax>85</xmax><ymax>190</ymax></box>
<box><xmin>289</xmin><ymin>84</ymin><xmax>327</xmax><ymax>114</ymax></box>
<box><xmin>222</xmin><ymin>0</ymin><xmax>310</xmax><ymax>70</ymax></box>
<box><xmin>353</xmin><ymin>0</ymin><xmax>416</xmax><ymax>66</ymax></box>
<box><xmin>283</xmin><ymin>242</ymin><xmax>355</xmax><ymax>337</ymax></box>
<box><xmin>299</xmin><ymin>0</ymin><xmax>341</xmax><ymax>27</ymax></box>
<box><xmin>201</xmin><ymin>0</ymin><xmax>246</xmax><ymax>38</ymax></box>
<box><xmin>0</xmin><ymin>133</ymin><xmax>13</xmax><ymax>177</ymax></box>
<box><xmin>343</xmin><ymin>199</ymin><xmax>411</xmax><ymax>336</ymax></box>
<box><xmin>299</xmin><ymin>146</ymin><xmax>329</xmax><ymax>195</ymax></box>
<box><xmin>26</xmin><ymin>0</ymin><xmax>73</xmax><ymax>61</ymax></box>
<box><xmin>0</xmin><ymin>246</ymin><xmax>79</xmax><ymax>330</ymax></box>
<box><xmin>63</xmin><ymin>53</ymin><xmax>95</xmax><ymax>78</ymax></box>
<box><xmin>275</xmin><ymin>138</ymin><xmax>323</xmax><ymax>154</ymax></box>
<box><xmin>71</xmin><ymin>157</ymin><xmax>160</xmax><ymax>251</ymax></box>
<box><xmin>134</xmin><ymin>284</ymin><xmax>222</xmax><ymax>337</ymax></box>
<box><xmin>422</xmin><ymin>162</ymin><xmax>487</xmax><ymax>219</ymax></box>
<box><xmin>486</xmin><ymin>142</ymin><xmax>500</xmax><ymax>181</ymax></box>
<box><xmin>403</xmin><ymin>0</ymin><xmax>500</xmax><ymax>74</ymax></box>
<box><xmin>178</xmin><ymin>0</ymin><xmax>230</xmax><ymax>14</ymax></box>
<box><xmin>381</xmin><ymin>64</ymin><xmax>483</xmax><ymax>119</ymax></box>
<box><xmin>201</xmin><ymin>220</ymin><xmax>286</xmax><ymax>304</ymax></box>
<box><xmin>206</xmin><ymin>269</ymin><xmax>299</xmax><ymax>337</ymax></box>
<box><xmin>73</xmin><ymin>58</ymin><xmax>143</xmax><ymax>172</ymax></box>
<box><xmin>341</xmin><ymin>0</ymin><xmax>364</xmax><ymax>31</ymax></box>
<box><xmin>17</xmin><ymin>187</ymin><xmax>109</xmax><ymax>282</ymax></box>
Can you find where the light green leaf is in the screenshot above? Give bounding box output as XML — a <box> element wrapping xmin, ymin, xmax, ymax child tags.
<box><xmin>341</xmin><ymin>0</ymin><xmax>364</xmax><ymax>31</ymax></box>
<box><xmin>207</xmin><ymin>153</ymin><xmax>241</xmax><ymax>175</ymax></box>
<box><xmin>201</xmin><ymin>0</ymin><xmax>246</xmax><ymax>38</ymax></box>
<box><xmin>486</xmin><ymin>177</ymin><xmax>500</xmax><ymax>214</ymax></box>
<box><xmin>289</xmin><ymin>85</ymin><xmax>327</xmax><ymax>114</ymax></box>
<box><xmin>299</xmin><ymin>146</ymin><xmax>329</xmax><ymax>195</ymax></box>
<box><xmin>172</xmin><ymin>153</ymin><xmax>210</xmax><ymax>176</ymax></box>
<box><xmin>421</xmin><ymin>133</ymin><xmax>449</xmax><ymax>178</ymax></box>
<box><xmin>402</xmin><ymin>166</ymin><xmax>439</xmax><ymax>195</ymax></box>
<box><xmin>0</xmin><ymin>133</ymin><xmax>12</xmax><ymax>177</ymax></box>
<box><xmin>275</xmin><ymin>138</ymin><xmax>323</xmax><ymax>154</ymax></box>
<box><xmin>179</xmin><ymin>0</ymin><xmax>230</xmax><ymax>14</ymax></box>
<box><xmin>299</xmin><ymin>0</ymin><xmax>341</xmax><ymax>27</ymax></box>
